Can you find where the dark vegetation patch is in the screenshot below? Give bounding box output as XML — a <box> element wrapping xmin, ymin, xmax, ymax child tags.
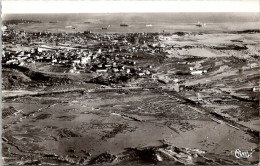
<box><xmin>2</xmin><ymin>106</ymin><xmax>18</xmax><ymax>119</ymax></box>
<box><xmin>101</xmin><ymin>123</ymin><xmax>128</xmax><ymax>140</ymax></box>
<box><xmin>57</xmin><ymin>128</ymin><xmax>82</xmax><ymax>138</ymax></box>
<box><xmin>56</xmin><ymin>115</ymin><xmax>76</xmax><ymax>121</ymax></box>
<box><xmin>34</xmin><ymin>113</ymin><xmax>52</xmax><ymax>120</ymax></box>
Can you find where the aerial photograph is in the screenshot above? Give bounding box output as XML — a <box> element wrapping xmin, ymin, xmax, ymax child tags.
<box><xmin>1</xmin><ymin>0</ymin><xmax>259</xmax><ymax>165</ymax></box>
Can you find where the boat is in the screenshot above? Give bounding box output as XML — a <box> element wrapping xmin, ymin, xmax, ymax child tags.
<box><xmin>120</xmin><ymin>24</ymin><xmax>128</xmax><ymax>27</ymax></box>
<box><xmin>146</xmin><ymin>24</ymin><xmax>152</xmax><ymax>27</ymax></box>
<box><xmin>49</xmin><ymin>21</ymin><xmax>57</xmax><ymax>23</ymax></box>
<box><xmin>65</xmin><ymin>26</ymin><xmax>76</xmax><ymax>29</ymax></box>
<box><xmin>195</xmin><ymin>22</ymin><xmax>206</xmax><ymax>27</ymax></box>
<box><xmin>196</xmin><ymin>22</ymin><xmax>202</xmax><ymax>27</ymax></box>
<box><xmin>102</xmin><ymin>25</ymin><xmax>110</xmax><ymax>30</ymax></box>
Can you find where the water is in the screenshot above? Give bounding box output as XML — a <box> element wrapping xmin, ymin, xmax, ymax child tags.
<box><xmin>3</xmin><ymin>13</ymin><xmax>260</xmax><ymax>33</ymax></box>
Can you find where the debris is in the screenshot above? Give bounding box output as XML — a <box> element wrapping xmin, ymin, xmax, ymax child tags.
<box><xmin>89</xmin><ymin>152</ymin><xmax>116</xmax><ymax>165</ymax></box>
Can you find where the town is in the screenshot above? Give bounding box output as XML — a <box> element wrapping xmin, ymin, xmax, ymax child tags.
<box><xmin>2</xmin><ymin>24</ymin><xmax>171</xmax><ymax>85</ymax></box>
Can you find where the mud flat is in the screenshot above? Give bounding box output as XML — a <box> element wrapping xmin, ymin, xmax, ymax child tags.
<box><xmin>2</xmin><ymin>31</ymin><xmax>260</xmax><ymax>165</ymax></box>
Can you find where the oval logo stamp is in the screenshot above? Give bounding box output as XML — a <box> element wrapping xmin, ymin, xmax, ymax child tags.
<box><xmin>234</xmin><ymin>149</ymin><xmax>255</xmax><ymax>159</ymax></box>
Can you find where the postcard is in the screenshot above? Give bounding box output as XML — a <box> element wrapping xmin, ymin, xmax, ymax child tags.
<box><xmin>1</xmin><ymin>0</ymin><xmax>259</xmax><ymax>165</ymax></box>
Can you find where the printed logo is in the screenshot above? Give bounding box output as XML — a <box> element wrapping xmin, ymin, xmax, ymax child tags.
<box><xmin>234</xmin><ymin>149</ymin><xmax>255</xmax><ymax>159</ymax></box>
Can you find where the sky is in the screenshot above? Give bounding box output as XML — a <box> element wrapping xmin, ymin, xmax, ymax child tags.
<box><xmin>2</xmin><ymin>0</ymin><xmax>259</xmax><ymax>13</ymax></box>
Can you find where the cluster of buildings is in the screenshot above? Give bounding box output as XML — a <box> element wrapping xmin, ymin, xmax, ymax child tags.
<box><xmin>3</xmin><ymin>46</ymin><xmax>152</xmax><ymax>78</ymax></box>
<box><xmin>2</xmin><ymin>25</ymin><xmax>168</xmax><ymax>83</ymax></box>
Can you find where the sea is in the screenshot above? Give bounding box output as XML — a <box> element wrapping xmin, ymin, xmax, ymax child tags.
<box><xmin>3</xmin><ymin>13</ymin><xmax>260</xmax><ymax>33</ymax></box>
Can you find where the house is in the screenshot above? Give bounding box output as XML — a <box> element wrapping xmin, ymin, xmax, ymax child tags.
<box><xmin>179</xmin><ymin>85</ymin><xmax>186</xmax><ymax>92</ymax></box>
<box><xmin>113</xmin><ymin>68</ymin><xmax>119</xmax><ymax>72</ymax></box>
<box><xmin>52</xmin><ymin>59</ymin><xmax>57</xmax><ymax>63</ymax></box>
<box><xmin>81</xmin><ymin>56</ymin><xmax>91</xmax><ymax>65</ymax></box>
<box><xmin>2</xmin><ymin>26</ymin><xmax>7</xmax><ymax>32</ymax></box>
<box><xmin>145</xmin><ymin>70</ymin><xmax>151</xmax><ymax>75</ymax></box>
<box><xmin>252</xmin><ymin>87</ymin><xmax>259</xmax><ymax>92</ymax></box>
<box><xmin>96</xmin><ymin>69</ymin><xmax>107</xmax><ymax>73</ymax></box>
<box><xmin>191</xmin><ymin>71</ymin><xmax>203</xmax><ymax>75</ymax></box>
<box><xmin>6</xmin><ymin>59</ymin><xmax>18</xmax><ymax>64</ymax></box>
<box><xmin>126</xmin><ymin>68</ymin><xmax>131</xmax><ymax>74</ymax></box>
<box><xmin>73</xmin><ymin>60</ymin><xmax>81</xmax><ymax>65</ymax></box>
<box><xmin>138</xmin><ymin>73</ymin><xmax>145</xmax><ymax>77</ymax></box>
<box><xmin>105</xmin><ymin>64</ymin><xmax>112</xmax><ymax>68</ymax></box>
<box><xmin>191</xmin><ymin>70</ymin><xmax>207</xmax><ymax>75</ymax></box>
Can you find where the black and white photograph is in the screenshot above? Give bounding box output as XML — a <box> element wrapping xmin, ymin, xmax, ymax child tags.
<box><xmin>1</xmin><ymin>0</ymin><xmax>260</xmax><ymax>165</ymax></box>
